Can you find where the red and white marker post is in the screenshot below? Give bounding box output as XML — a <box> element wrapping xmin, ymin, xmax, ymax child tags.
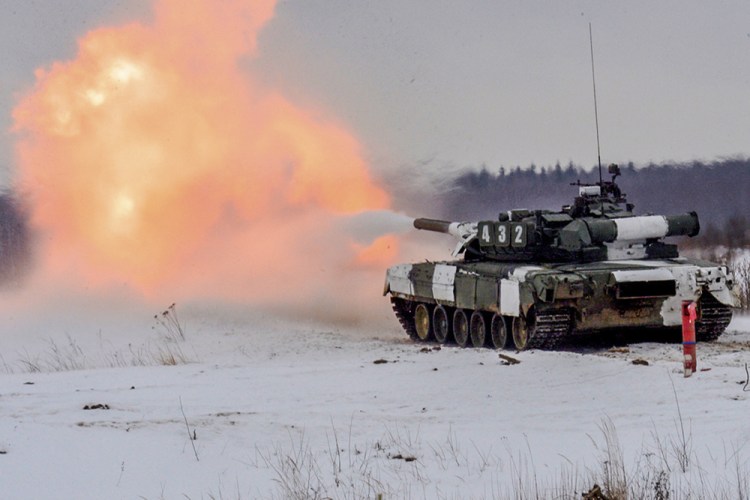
<box><xmin>681</xmin><ymin>300</ymin><xmax>698</xmax><ymax>377</ymax></box>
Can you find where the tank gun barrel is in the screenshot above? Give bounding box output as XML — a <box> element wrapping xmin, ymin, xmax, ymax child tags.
<box><xmin>414</xmin><ymin>218</ymin><xmax>477</xmax><ymax>240</ymax></box>
<box><xmin>414</xmin><ymin>218</ymin><xmax>452</xmax><ymax>234</ymax></box>
<box><xmin>414</xmin><ymin>217</ymin><xmax>478</xmax><ymax>256</ymax></box>
<box><xmin>662</xmin><ymin>212</ymin><xmax>700</xmax><ymax>238</ymax></box>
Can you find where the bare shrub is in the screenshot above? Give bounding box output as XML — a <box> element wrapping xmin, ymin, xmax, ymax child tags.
<box><xmin>17</xmin><ymin>349</ymin><xmax>42</xmax><ymax>373</ymax></box>
<box><xmin>590</xmin><ymin>417</ymin><xmax>628</xmax><ymax>498</ymax></box>
<box><xmin>259</xmin><ymin>431</ymin><xmax>327</xmax><ymax>500</ymax></box>
<box><xmin>682</xmin><ymin>247</ymin><xmax>750</xmax><ymax>310</ymax></box>
<box><xmin>43</xmin><ymin>335</ymin><xmax>88</xmax><ymax>371</ymax></box>
<box><xmin>151</xmin><ymin>340</ymin><xmax>189</xmax><ymax>366</ymax></box>
<box><xmin>668</xmin><ymin>376</ymin><xmax>692</xmax><ymax>474</ymax></box>
<box><xmin>729</xmin><ymin>256</ymin><xmax>750</xmax><ymax>310</ymax></box>
<box><xmin>13</xmin><ymin>303</ymin><xmax>192</xmax><ymax>372</ymax></box>
<box><xmin>153</xmin><ymin>303</ymin><xmax>186</xmax><ymax>341</ymax></box>
<box><xmin>150</xmin><ymin>303</ymin><xmax>191</xmax><ymax>365</ymax></box>
<box><xmin>236</xmin><ymin>417</ymin><xmax>750</xmax><ymax>500</ymax></box>
<box><xmin>16</xmin><ymin>335</ymin><xmax>88</xmax><ymax>373</ymax></box>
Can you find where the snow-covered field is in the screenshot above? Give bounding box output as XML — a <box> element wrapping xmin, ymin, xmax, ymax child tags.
<box><xmin>1</xmin><ymin>300</ymin><xmax>749</xmax><ymax>499</ymax></box>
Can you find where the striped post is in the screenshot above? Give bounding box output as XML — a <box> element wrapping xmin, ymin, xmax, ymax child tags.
<box><xmin>682</xmin><ymin>301</ymin><xmax>697</xmax><ymax>377</ymax></box>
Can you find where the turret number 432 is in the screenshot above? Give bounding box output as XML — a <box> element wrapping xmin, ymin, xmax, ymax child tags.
<box><xmin>478</xmin><ymin>221</ymin><xmax>527</xmax><ymax>248</ymax></box>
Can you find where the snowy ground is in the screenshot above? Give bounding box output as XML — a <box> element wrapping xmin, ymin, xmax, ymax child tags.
<box><xmin>1</xmin><ymin>301</ymin><xmax>749</xmax><ymax>499</ymax></box>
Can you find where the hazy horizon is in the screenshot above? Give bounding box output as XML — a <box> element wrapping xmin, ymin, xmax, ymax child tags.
<box><xmin>2</xmin><ymin>1</ymin><xmax>750</xmax><ymax>187</ymax></box>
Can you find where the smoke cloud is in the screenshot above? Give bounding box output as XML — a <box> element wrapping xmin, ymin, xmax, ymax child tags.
<box><xmin>11</xmin><ymin>0</ymin><xmax>409</xmax><ymax>322</ymax></box>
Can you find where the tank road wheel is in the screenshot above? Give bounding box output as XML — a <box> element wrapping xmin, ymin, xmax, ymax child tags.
<box><xmin>512</xmin><ymin>313</ymin><xmax>533</xmax><ymax>351</ymax></box>
<box><xmin>490</xmin><ymin>314</ymin><xmax>508</xmax><ymax>349</ymax></box>
<box><xmin>453</xmin><ymin>309</ymin><xmax>470</xmax><ymax>347</ymax></box>
<box><xmin>414</xmin><ymin>303</ymin><xmax>432</xmax><ymax>341</ymax></box>
<box><xmin>469</xmin><ymin>311</ymin><xmax>487</xmax><ymax>348</ymax></box>
<box><xmin>433</xmin><ymin>305</ymin><xmax>451</xmax><ymax>343</ymax></box>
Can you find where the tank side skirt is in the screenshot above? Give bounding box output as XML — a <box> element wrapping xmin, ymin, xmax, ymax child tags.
<box><xmin>500</xmin><ymin>279</ymin><xmax>520</xmax><ymax>316</ymax></box>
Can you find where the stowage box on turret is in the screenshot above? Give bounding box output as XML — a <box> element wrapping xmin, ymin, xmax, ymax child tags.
<box><xmin>384</xmin><ymin>165</ymin><xmax>739</xmax><ymax>350</ymax></box>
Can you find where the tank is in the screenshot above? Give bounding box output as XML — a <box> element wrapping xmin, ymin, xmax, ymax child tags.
<box><xmin>384</xmin><ymin>164</ymin><xmax>740</xmax><ymax>350</ymax></box>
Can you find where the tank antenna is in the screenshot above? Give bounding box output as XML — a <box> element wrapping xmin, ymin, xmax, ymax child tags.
<box><xmin>589</xmin><ymin>22</ymin><xmax>603</xmax><ymax>187</ymax></box>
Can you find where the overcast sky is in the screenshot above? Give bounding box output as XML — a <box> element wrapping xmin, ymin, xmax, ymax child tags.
<box><xmin>2</xmin><ymin>0</ymin><xmax>749</xmax><ymax>185</ymax></box>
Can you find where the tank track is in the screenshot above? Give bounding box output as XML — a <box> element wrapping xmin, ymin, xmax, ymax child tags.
<box><xmin>696</xmin><ymin>295</ymin><xmax>733</xmax><ymax>342</ymax></box>
<box><xmin>391</xmin><ymin>298</ymin><xmax>574</xmax><ymax>350</ymax></box>
<box><xmin>391</xmin><ymin>295</ymin><xmax>732</xmax><ymax>347</ymax></box>
<box><xmin>527</xmin><ymin>310</ymin><xmax>573</xmax><ymax>350</ymax></box>
<box><xmin>391</xmin><ymin>298</ymin><xmax>418</xmax><ymax>340</ymax></box>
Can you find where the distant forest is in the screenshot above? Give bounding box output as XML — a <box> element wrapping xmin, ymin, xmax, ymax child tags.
<box><xmin>440</xmin><ymin>157</ymin><xmax>750</xmax><ymax>248</ymax></box>
<box><xmin>0</xmin><ymin>192</ymin><xmax>30</xmax><ymax>285</ymax></box>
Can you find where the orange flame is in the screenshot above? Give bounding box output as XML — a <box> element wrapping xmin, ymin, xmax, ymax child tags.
<box><xmin>13</xmin><ymin>0</ymin><xmax>396</xmax><ymax>308</ymax></box>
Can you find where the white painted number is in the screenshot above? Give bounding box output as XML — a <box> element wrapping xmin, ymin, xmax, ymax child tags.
<box><xmin>497</xmin><ymin>225</ymin><xmax>507</xmax><ymax>244</ymax></box>
<box><xmin>514</xmin><ymin>225</ymin><xmax>523</xmax><ymax>244</ymax></box>
<box><xmin>481</xmin><ymin>224</ymin><xmax>491</xmax><ymax>243</ymax></box>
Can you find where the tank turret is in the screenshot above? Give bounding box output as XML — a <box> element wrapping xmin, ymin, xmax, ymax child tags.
<box><xmin>385</xmin><ymin>166</ymin><xmax>739</xmax><ymax>351</ymax></box>
<box><xmin>415</xmin><ymin>164</ymin><xmax>699</xmax><ymax>263</ymax></box>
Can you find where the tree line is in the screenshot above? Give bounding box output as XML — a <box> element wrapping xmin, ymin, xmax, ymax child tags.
<box><xmin>0</xmin><ymin>192</ymin><xmax>30</xmax><ymax>286</ymax></box>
